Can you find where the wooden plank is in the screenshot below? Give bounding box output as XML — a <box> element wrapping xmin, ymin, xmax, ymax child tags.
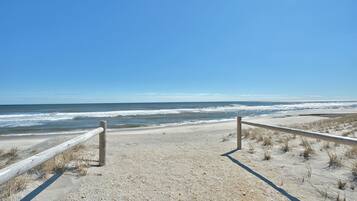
<box><xmin>237</xmin><ymin>117</ymin><xmax>242</xmax><ymax>150</ymax></box>
<box><xmin>99</xmin><ymin>121</ymin><xmax>107</xmax><ymax>166</ymax></box>
<box><xmin>241</xmin><ymin>120</ymin><xmax>357</xmax><ymax>146</ymax></box>
<box><xmin>0</xmin><ymin>127</ymin><xmax>104</xmax><ymax>185</ymax></box>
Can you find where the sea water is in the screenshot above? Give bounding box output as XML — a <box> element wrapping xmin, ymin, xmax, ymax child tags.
<box><xmin>0</xmin><ymin>101</ymin><xmax>356</xmax><ymax>135</ymax></box>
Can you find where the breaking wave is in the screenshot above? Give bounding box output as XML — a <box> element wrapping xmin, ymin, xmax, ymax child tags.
<box><xmin>1</xmin><ymin>101</ymin><xmax>357</xmax><ymax>128</ymax></box>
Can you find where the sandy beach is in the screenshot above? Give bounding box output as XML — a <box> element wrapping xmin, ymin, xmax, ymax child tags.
<box><xmin>1</xmin><ymin>112</ymin><xmax>357</xmax><ymax>201</ymax></box>
<box><xmin>2</xmin><ymin>0</ymin><xmax>357</xmax><ymax>199</ymax></box>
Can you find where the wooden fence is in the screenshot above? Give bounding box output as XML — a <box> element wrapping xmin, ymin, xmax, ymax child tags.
<box><xmin>236</xmin><ymin>116</ymin><xmax>357</xmax><ymax>150</ymax></box>
<box><xmin>0</xmin><ymin>121</ymin><xmax>107</xmax><ymax>185</ymax></box>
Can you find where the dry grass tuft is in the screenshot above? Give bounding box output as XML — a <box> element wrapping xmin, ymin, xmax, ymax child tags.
<box><xmin>352</xmin><ymin>162</ymin><xmax>357</xmax><ymax>180</ymax></box>
<box><xmin>280</xmin><ymin>138</ymin><xmax>290</xmax><ymax>153</ymax></box>
<box><xmin>40</xmin><ymin>156</ymin><xmax>68</xmax><ymax>177</ymax></box>
<box><xmin>38</xmin><ymin>146</ymin><xmax>83</xmax><ymax>177</ymax></box>
<box><xmin>256</xmin><ymin>135</ymin><xmax>264</xmax><ymax>142</ymax></box>
<box><xmin>263</xmin><ymin>151</ymin><xmax>271</xmax><ymax>160</ymax></box>
<box><xmin>342</xmin><ymin>129</ymin><xmax>356</xmax><ymax>137</ymax></box>
<box><xmin>336</xmin><ymin>194</ymin><xmax>347</xmax><ymax>201</ymax></box>
<box><xmin>345</xmin><ymin>146</ymin><xmax>357</xmax><ymax>159</ymax></box>
<box><xmin>0</xmin><ymin>144</ymin><xmax>87</xmax><ymax>199</ymax></box>
<box><xmin>276</xmin><ymin>137</ymin><xmax>284</xmax><ymax>144</ymax></box>
<box><xmin>0</xmin><ymin>148</ymin><xmax>19</xmax><ymax>168</ymax></box>
<box><xmin>250</xmin><ymin>133</ymin><xmax>257</xmax><ymax>140</ymax></box>
<box><xmin>0</xmin><ymin>148</ymin><xmax>19</xmax><ymax>160</ymax></box>
<box><xmin>75</xmin><ymin>161</ymin><xmax>89</xmax><ymax>176</ymax></box>
<box><xmin>7</xmin><ymin>148</ymin><xmax>18</xmax><ymax>158</ymax></box>
<box><xmin>322</xmin><ymin>142</ymin><xmax>331</xmax><ymax>150</ymax></box>
<box><xmin>0</xmin><ymin>175</ymin><xmax>29</xmax><ymax>199</ymax></box>
<box><xmin>306</xmin><ymin>165</ymin><xmax>312</xmax><ymax>179</ymax></box>
<box><xmin>337</xmin><ymin>180</ymin><xmax>347</xmax><ymax>190</ymax></box>
<box><xmin>248</xmin><ymin>144</ymin><xmax>255</xmax><ymax>154</ymax></box>
<box><xmin>327</xmin><ymin>152</ymin><xmax>342</xmax><ymax>168</ymax></box>
<box><xmin>314</xmin><ymin>186</ymin><xmax>329</xmax><ymax>200</ymax></box>
<box><xmin>40</xmin><ymin>159</ymin><xmax>57</xmax><ymax>177</ymax></box>
<box><xmin>242</xmin><ymin>129</ymin><xmax>250</xmax><ymax>139</ymax></box>
<box><xmin>262</xmin><ymin>136</ymin><xmax>272</xmax><ymax>146</ymax></box>
<box><xmin>72</xmin><ymin>145</ymin><xmax>85</xmax><ymax>153</ymax></box>
<box><xmin>300</xmin><ymin>139</ymin><xmax>314</xmax><ymax>159</ymax></box>
<box><xmin>247</xmin><ymin>128</ymin><xmax>267</xmax><ymax>141</ymax></box>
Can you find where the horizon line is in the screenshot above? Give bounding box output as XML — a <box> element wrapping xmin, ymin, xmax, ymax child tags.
<box><xmin>1</xmin><ymin>99</ymin><xmax>357</xmax><ymax>106</ymax></box>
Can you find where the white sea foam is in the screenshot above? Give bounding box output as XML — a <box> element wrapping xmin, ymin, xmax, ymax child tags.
<box><xmin>0</xmin><ymin>102</ymin><xmax>357</xmax><ymax>128</ymax></box>
<box><xmin>0</xmin><ymin>129</ymin><xmax>91</xmax><ymax>137</ymax></box>
<box><xmin>227</xmin><ymin>102</ymin><xmax>357</xmax><ymax>111</ymax></box>
<box><xmin>157</xmin><ymin>118</ymin><xmax>236</xmax><ymax>127</ymax></box>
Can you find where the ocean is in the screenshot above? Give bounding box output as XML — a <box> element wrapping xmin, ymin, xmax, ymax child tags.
<box><xmin>0</xmin><ymin>101</ymin><xmax>357</xmax><ymax>136</ymax></box>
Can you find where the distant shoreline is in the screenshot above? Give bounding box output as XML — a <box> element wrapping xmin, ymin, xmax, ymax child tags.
<box><xmin>2</xmin><ymin>99</ymin><xmax>357</xmax><ymax>106</ymax></box>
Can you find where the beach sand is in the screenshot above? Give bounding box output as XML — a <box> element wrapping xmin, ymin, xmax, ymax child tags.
<box><xmin>1</xmin><ymin>113</ymin><xmax>357</xmax><ymax>201</ymax></box>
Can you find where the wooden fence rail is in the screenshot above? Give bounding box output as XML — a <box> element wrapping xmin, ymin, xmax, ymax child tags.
<box><xmin>236</xmin><ymin>116</ymin><xmax>357</xmax><ymax>150</ymax></box>
<box><xmin>0</xmin><ymin>121</ymin><xmax>107</xmax><ymax>185</ymax></box>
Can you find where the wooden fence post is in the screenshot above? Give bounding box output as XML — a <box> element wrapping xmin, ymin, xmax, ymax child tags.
<box><xmin>99</xmin><ymin>121</ymin><xmax>107</xmax><ymax>166</ymax></box>
<box><xmin>237</xmin><ymin>116</ymin><xmax>242</xmax><ymax>150</ymax></box>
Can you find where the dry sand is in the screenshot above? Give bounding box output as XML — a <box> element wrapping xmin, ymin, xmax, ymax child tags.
<box><xmin>1</xmin><ymin>113</ymin><xmax>357</xmax><ymax>201</ymax></box>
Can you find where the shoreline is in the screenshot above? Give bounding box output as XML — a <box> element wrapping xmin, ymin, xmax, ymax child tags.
<box><xmin>0</xmin><ymin>112</ymin><xmax>326</xmax><ymax>151</ymax></box>
<box><xmin>1</xmin><ymin>103</ymin><xmax>357</xmax><ymax>137</ymax></box>
<box><xmin>0</xmin><ymin>111</ymin><xmax>354</xmax><ymax>159</ymax></box>
<box><xmin>1</xmin><ymin>111</ymin><xmax>356</xmax><ymax>140</ymax></box>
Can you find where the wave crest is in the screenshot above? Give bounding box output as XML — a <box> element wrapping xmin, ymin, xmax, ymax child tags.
<box><xmin>0</xmin><ymin>102</ymin><xmax>357</xmax><ymax>128</ymax></box>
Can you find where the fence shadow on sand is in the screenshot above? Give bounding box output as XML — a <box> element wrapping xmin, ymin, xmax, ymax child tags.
<box><xmin>221</xmin><ymin>149</ymin><xmax>300</xmax><ymax>201</ymax></box>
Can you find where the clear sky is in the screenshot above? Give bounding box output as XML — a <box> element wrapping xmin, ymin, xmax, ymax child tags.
<box><xmin>0</xmin><ymin>0</ymin><xmax>356</xmax><ymax>104</ymax></box>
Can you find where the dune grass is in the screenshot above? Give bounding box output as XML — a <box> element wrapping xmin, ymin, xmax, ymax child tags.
<box><xmin>345</xmin><ymin>146</ymin><xmax>357</xmax><ymax>159</ymax></box>
<box><xmin>300</xmin><ymin>138</ymin><xmax>314</xmax><ymax>159</ymax></box>
<box><xmin>263</xmin><ymin>151</ymin><xmax>271</xmax><ymax>161</ymax></box>
<box><xmin>327</xmin><ymin>152</ymin><xmax>342</xmax><ymax>168</ymax></box>
<box><xmin>262</xmin><ymin>136</ymin><xmax>273</xmax><ymax>146</ymax></box>
<box><xmin>352</xmin><ymin>162</ymin><xmax>357</xmax><ymax>180</ymax></box>
<box><xmin>0</xmin><ymin>148</ymin><xmax>19</xmax><ymax>169</ymax></box>
<box><xmin>280</xmin><ymin>138</ymin><xmax>290</xmax><ymax>153</ymax></box>
<box><xmin>0</xmin><ymin>174</ymin><xmax>29</xmax><ymax>199</ymax></box>
<box><xmin>239</xmin><ymin>114</ymin><xmax>357</xmax><ymax>200</ymax></box>
<box><xmin>337</xmin><ymin>180</ymin><xmax>347</xmax><ymax>190</ymax></box>
<box><xmin>0</xmin><ymin>144</ymin><xmax>88</xmax><ymax>199</ymax></box>
<box><xmin>39</xmin><ymin>145</ymin><xmax>86</xmax><ymax>178</ymax></box>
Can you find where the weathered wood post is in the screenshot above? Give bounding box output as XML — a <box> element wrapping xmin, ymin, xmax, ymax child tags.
<box><xmin>99</xmin><ymin>121</ymin><xmax>107</xmax><ymax>166</ymax></box>
<box><xmin>237</xmin><ymin>116</ymin><xmax>242</xmax><ymax>150</ymax></box>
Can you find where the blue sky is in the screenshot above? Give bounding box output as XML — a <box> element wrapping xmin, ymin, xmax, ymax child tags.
<box><xmin>0</xmin><ymin>0</ymin><xmax>356</xmax><ymax>104</ymax></box>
